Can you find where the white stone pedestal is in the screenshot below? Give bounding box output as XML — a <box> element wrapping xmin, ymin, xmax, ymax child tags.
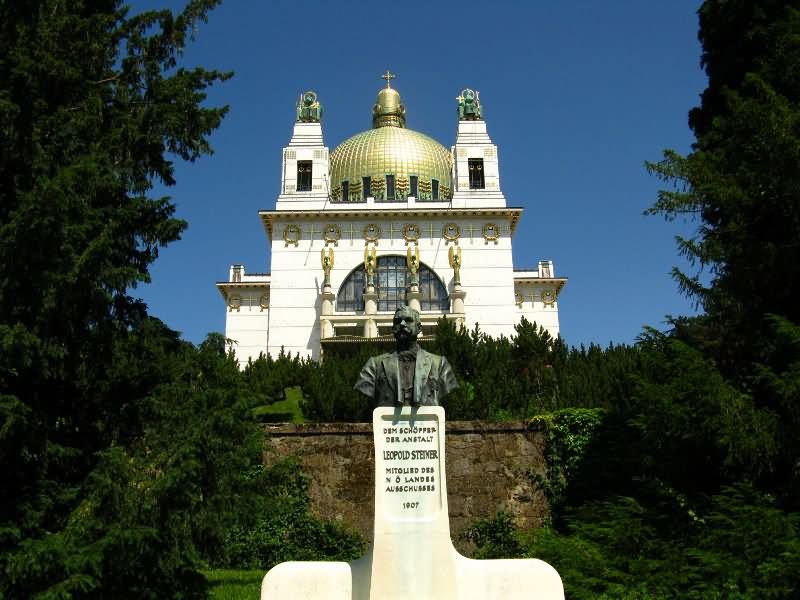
<box><xmin>261</xmin><ymin>406</ymin><xmax>564</xmax><ymax>599</ymax></box>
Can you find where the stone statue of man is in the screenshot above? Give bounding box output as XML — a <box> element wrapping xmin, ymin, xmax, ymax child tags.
<box><xmin>354</xmin><ymin>306</ymin><xmax>459</xmax><ymax>407</ymax></box>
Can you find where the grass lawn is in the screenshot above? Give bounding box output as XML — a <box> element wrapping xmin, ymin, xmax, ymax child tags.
<box><xmin>205</xmin><ymin>569</ymin><xmax>263</xmax><ymax>599</ymax></box>
<box><xmin>252</xmin><ymin>386</ymin><xmax>305</xmax><ymax>424</ymax></box>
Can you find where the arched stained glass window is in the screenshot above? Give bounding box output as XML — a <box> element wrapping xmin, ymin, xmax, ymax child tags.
<box><xmin>336</xmin><ymin>255</ymin><xmax>449</xmax><ymax>312</ymax></box>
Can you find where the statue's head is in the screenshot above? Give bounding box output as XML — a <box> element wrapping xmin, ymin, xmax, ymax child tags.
<box><xmin>392</xmin><ymin>306</ymin><xmax>421</xmax><ymax>345</ymax></box>
<box><xmin>302</xmin><ymin>91</ymin><xmax>317</xmax><ymax>107</ymax></box>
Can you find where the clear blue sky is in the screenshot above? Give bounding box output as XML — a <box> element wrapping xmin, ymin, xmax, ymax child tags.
<box><xmin>134</xmin><ymin>0</ymin><xmax>707</xmax><ymax>349</ymax></box>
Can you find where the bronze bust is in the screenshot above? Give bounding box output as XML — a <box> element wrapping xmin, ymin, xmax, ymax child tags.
<box><xmin>354</xmin><ymin>306</ymin><xmax>458</xmax><ymax>407</ymax></box>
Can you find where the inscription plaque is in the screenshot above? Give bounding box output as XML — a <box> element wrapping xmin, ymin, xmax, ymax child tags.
<box><xmin>377</xmin><ymin>411</ymin><xmax>442</xmax><ymax>521</ymax></box>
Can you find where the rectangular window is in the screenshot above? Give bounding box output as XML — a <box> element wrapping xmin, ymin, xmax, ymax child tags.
<box><xmin>296</xmin><ymin>160</ymin><xmax>312</xmax><ymax>191</ymax></box>
<box><xmin>362</xmin><ymin>176</ymin><xmax>371</xmax><ymax>200</ymax></box>
<box><xmin>341</xmin><ymin>180</ymin><xmax>349</xmax><ymax>201</ymax></box>
<box><xmin>468</xmin><ymin>158</ymin><xmax>485</xmax><ymax>189</ymax></box>
<box><xmin>386</xmin><ymin>174</ymin><xmax>396</xmax><ymax>201</ymax></box>
<box><xmin>432</xmin><ymin>179</ymin><xmax>439</xmax><ymax>200</ymax></box>
<box><xmin>410</xmin><ymin>175</ymin><xmax>418</xmax><ymax>198</ymax></box>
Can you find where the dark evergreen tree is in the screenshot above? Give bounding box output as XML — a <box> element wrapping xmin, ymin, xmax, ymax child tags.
<box><xmin>498</xmin><ymin>3</ymin><xmax>800</xmax><ymax>597</ymax></box>
<box><xmin>646</xmin><ymin>0</ymin><xmax>800</xmax><ymax>501</ymax></box>
<box><xmin>0</xmin><ymin>1</ymin><xmax>232</xmax><ymax>596</ymax></box>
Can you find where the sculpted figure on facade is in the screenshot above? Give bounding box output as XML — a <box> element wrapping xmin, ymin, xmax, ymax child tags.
<box><xmin>448</xmin><ymin>244</ymin><xmax>462</xmax><ymax>286</ymax></box>
<box><xmin>354</xmin><ymin>306</ymin><xmax>459</xmax><ymax>407</ymax></box>
<box><xmin>320</xmin><ymin>247</ymin><xmax>334</xmax><ymax>287</ymax></box>
<box><xmin>364</xmin><ymin>244</ymin><xmax>377</xmax><ymax>288</ymax></box>
<box><xmin>406</xmin><ymin>245</ymin><xmax>420</xmax><ymax>285</ymax></box>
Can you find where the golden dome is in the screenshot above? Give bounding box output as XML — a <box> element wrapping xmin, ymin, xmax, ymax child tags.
<box><xmin>329</xmin><ymin>78</ymin><xmax>452</xmax><ymax>202</ymax></box>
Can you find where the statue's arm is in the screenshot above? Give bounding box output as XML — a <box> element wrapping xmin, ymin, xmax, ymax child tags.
<box><xmin>353</xmin><ymin>357</ymin><xmax>378</xmax><ymax>399</ymax></box>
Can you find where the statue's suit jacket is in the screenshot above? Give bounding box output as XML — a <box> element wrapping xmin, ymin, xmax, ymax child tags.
<box><xmin>354</xmin><ymin>348</ymin><xmax>459</xmax><ymax>406</ymax></box>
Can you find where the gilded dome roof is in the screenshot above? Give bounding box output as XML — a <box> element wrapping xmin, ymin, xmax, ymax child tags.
<box><xmin>329</xmin><ymin>79</ymin><xmax>452</xmax><ymax>201</ymax></box>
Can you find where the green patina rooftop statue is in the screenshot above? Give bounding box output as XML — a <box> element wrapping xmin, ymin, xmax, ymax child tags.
<box><xmin>354</xmin><ymin>306</ymin><xmax>459</xmax><ymax>407</ymax></box>
<box><xmin>457</xmin><ymin>88</ymin><xmax>482</xmax><ymax>120</ymax></box>
<box><xmin>296</xmin><ymin>90</ymin><xmax>322</xmax><ymax>123</ymax></box>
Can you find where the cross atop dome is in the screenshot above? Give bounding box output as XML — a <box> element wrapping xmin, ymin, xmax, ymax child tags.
<box><xmin>373</xmin><ymin>71</ymin><xmax>405</xmax><ymax>128</ymax></box>
<box><xmin>381</xmin><ymin>70</ymin><xmax>396</xmax><ymax>89</ymax></box>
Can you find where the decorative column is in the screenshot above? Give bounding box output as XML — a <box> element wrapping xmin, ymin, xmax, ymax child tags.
<box><xmin>363</xmin><ymin>244</ymin><xmax>379</xmax><ymax>337</ymax></box>
<box><xmin>406</xmin><ymin>245</ymin><xmax>422</xmax><ymax>313</ymax></box>
<box><xmin>320</xmin><ymin>248</ymin><xmax>335</xmax><ymax>339</ymax></box>
<box><xmin>449</xmin><ymin>244</ymin><xmax>465</xmax><ymax>327</ymax></box>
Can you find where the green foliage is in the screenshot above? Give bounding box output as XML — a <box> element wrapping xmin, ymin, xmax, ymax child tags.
<box><xmin>646</xmin><ymin>2</ymin><xmax>800</xmax><ymax>335</ymax></box>
<box><xmin>460</xmin><ymin>512</ymin><xmax>524</xmax><ymax>560</ymax></box>
<box><xmin>431</xmin><ymin>317</ymin><xmax>641</xmax><ymax>420</ymax></box>
<box><xmin>515</xmin><ymin>485</ymin><xmax>800</xmax><ymax>600</ymax></box>
<box><xmin>300</xmin><ymin>344</ymin><xmax>382</xmax><ymax>422</ymax></box>
<box><xmin>0</xmin><ymin>1</ymin><xmax>233</xmax><ymax>596</ymax></box>
<box><xmin>243</xmin><ymin>352</ymin><xmax>309</xmax><ymax>405</ymax></box>
<box><xmin>217</xmin><ymin>459</ymin><xmax>366</xmax><ymax>570</ymax></box>
<box><xmin>3</xmin><ymin>445</ymin><xmax>210</xmax><ymax>600</ymax></box>
<box><xmin>204</xmin><ymin>569</ymin><xmax>263</xmax><ymax>600</ymax></box>
<box><xmin>1</xmin><ymin>328</ymin><xmax>271</xmax><ymax>599</ymax></box>
<box><xmin>645</xmin><ymin>0</ymin><xmax>800</xmax><ymax>503</ymax></box>
<box><xmin>631</xmin><ymin>330</ymin><xmax>779</xmax><ymax>491</ymax></box>
<box><xmin>646</xmin><ymin>2</ymin><xmax>800</xmax><ymax>396</ymax></box>
<box><xmin>529</xmin><ymin>408</ymin><xmax>606</xmax><ymax>511</ymax></box>
<box><xmin>506</xmin><ymin>4</ymin><xmax>800</xmax><ymax>598</ymax></box>
<box><xmin>294</xmin><ymin>317</ymin><xmax>641</xmax><ymax>422</ymax></box>
<box><xmin>252</xmin><ymin>386</ymin><xmax>305</xmax><ymax>423</ymax></box>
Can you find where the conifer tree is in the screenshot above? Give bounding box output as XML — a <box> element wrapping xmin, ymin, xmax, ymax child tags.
<box><xmin>646</xmin><ymin>0</ymin><xmax>800</xmax><ymax>500</ymax></box>
<box><xmin>0</xmin><ymin>1</ymin><xmax>232</xmax><ymax>595</ymax></box>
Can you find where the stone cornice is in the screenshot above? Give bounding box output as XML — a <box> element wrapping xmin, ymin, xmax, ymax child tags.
<box><xmin>259</xmin><ymin>206</ymin><xmax>524</xmax><ymax>240</ymax></box>
<box><xmin>512</xmin><ymin>276</ymin><xmax>568</xmax><ymax>292</ymax></box>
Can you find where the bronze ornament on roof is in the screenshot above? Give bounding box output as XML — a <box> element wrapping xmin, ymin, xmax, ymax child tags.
<box><xmin>457</xmin><ymin>88</ymin><xmax>483</xmax><ymax>120</ymax></box>
<box><xmin>296</xmin><ymin>90</ymin><xmax>322</xmax><ymax>123</ymax></box>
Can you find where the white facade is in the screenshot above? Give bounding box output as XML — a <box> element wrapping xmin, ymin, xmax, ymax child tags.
<box><xmin>217</xmin><ymin>84</ymin><xmax>566</xmax><ymax>364</ymax></box>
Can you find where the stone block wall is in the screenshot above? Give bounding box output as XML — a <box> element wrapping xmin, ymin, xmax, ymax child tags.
<box><xmin>264</xmin><ymin>420</ymin><xmax>549</xmax><ymax>552</ymax></box>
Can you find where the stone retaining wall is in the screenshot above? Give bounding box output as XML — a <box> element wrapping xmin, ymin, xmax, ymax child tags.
<box><xmin>264</xmin><ymin>420</ymin><xmax>549</xmax><ymax>551</ymax></box>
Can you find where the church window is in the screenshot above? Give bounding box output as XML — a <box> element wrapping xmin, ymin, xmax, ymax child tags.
<box><xmin>336</xmin><ymin>265</ymin><xmax>366</xmax><ymax>311</ymax></box>
<box><xmin>432</xmin><ymin>179</ymin><xmax>439</xmax><ymax>200</ymax></box>
<box><xmin>336</xmin><ymin>255</ymin><xmax>449</xmax><ymax>313</ymax></box>
<box><xmin>468</xmin><ymin>158</ymin><xmax>485</xmax><ymax>189</ymax></box>
<box><xmin>386</xmin><ymin>175</ymin><xmax>396</xmax><ymax>201</ymax></box>
<box><xmin>341</xmin><ymin>180</ymin><xmax>350</xmax><ymax>201</ymax></box>
<box><xmin>410</xmin><ymin>175</ymin><xmax>418</xmax><ymax>198</ymax></box>
<box><xmin>296</xmin><ymin>161</ymin><xmax>312</xmax><ymax>191</ymax></box>
<box><xmin>362</xmin><ymin>176</ymin><xmax>371</xmax><ymax>200</ymax></box>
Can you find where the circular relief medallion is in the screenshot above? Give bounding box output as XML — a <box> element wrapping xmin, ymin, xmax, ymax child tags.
<box><xmin>482</xmin><ymin>222</ymin><xmax>500</xmax><ymax>244</ymax></box>
<box><xmin>228</xmin><ymin>295</ymin><xmax>241</xmax><ymax>311</ymax></box>
<box><xmin>542</xmin><ymin>289</ymin><xmax>556</xmax><ymax>306</ymax></box>
<box><xmin>363</xmin><ymin>223</ymin><xmax>382</xmax><ymax>244</ymax></box>
<box><xmin>259</xmin><ymin>294</ymin><xmax>269</xmax><ymax>311</ymax></box>
<box><xmin>402</xmin><ymin>223</ymin><xmax>421</xmax><ymax>244</ymax></box>
<box><xmin>282</xmin><ymin>224</ymin><xmax>301</xmax><ymax>247</ymax></box>
<box><xmin>323</xmin><ymin>223</ymin><xmax>341</xmax><ymax>246</ymax></box>
<box><xmin>442</xmin><ymin>222</ymin><xmax>461</xmax><ymax>242</ymax></box>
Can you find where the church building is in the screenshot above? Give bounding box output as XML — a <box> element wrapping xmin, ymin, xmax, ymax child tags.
<box><xmin>217</xmin><ymin>74</ymin><xmax>566</xmax><ymax>364</ymax></box>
